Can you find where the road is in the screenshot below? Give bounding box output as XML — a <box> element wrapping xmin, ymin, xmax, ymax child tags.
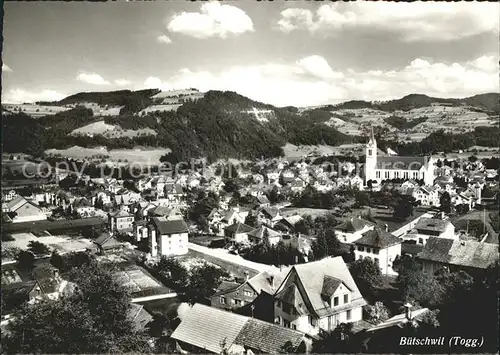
<box><xmin>2</xmin><ymin>217</ymin><xmax>107</xmax><ymax>233</ymax></box>
<box><xmin>187</xmin><ymin>242</ymin><xmax>271</xmax><ymax>273</ymax></box>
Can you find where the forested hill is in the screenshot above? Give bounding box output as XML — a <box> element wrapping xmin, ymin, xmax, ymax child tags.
<box><xmin>329</xmin><ymin>93</ymin><xmax>500</xmax><ymax>113</ymax></box>
<box><xmin>2</xmin><ymin>90</ymin><xmax>357</xmax><ymax>161</ymax></box>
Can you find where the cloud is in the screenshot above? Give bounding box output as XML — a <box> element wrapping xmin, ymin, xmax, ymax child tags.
<box><xmin>2</xmin><ymin>63</ymin><xmax>13</xmax><ymax>72</ymax></box>
<box><xmin>296</xmin><ymin>55</ymin><xmax>343</xmax><ymax>80</ymax></box>
<box><xmin>143</xmin><ymin>76</ymin><xmax>173</xmax><ymax>91</ymax></box>
<box><xmin>76</xmin><ymin>73</ymin><xmax>111</xmax><ymax>85</ymax></box>
<box><xmin>146</xmin><ymin>54</ymin><xmax>499</xmax><ymax>107</ymax></box>
<box><xmin>167</xmin><ymin>1</ymin><xmax>254</xmax><ymax>39</ymax></box>
<box><xmin>2</xmin><ymin>89</ymin><xmax>66</xmax><ymax>104</ymax></box>
<box><xmin>115</xmin><ymin>79</ymin><xmax>131</xmax><ymax>87</ymax></box>
<box><xmin>277</xmin><ymin>2</ymin><xmax>499</xmax><ymax>41</ymax></box>
<box><xmin>156</xmin><ymin>34</ymin><xmax>172</xmax><ymax>44</ymax></box>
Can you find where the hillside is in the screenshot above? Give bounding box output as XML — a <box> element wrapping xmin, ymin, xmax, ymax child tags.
<box><xmin>3</xmin><ymin>89</ymin><xmax>498</xmax><ymax>162</ymax></box>
<box><xmin>2</xmin><ymin>90</ymin><xmax>355</xmax><ymax>161</ymax></box>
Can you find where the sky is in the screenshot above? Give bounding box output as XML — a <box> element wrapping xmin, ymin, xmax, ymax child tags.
<box><xmin>1</xmin><ymin>1</ymin><xmax>499</xmax><ymax>107</ymax></box>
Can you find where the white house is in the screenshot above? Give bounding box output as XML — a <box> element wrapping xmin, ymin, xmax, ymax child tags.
<box><xmin>353</xmin><ymin>228</ymin><xmax>402</xmax><ymax>276</ymax></box>
<box><xmin>400</xmin><ymin>216</ymin><xmax>456</xmax><ymax>246</ymax></box>
<box><xmin>148</xmin><ymin>217</ymin><xmax>189</xmax><ymax>257</ymax></box>
<box><xmin>2</xmin><ymin>196</ymin><xmax>48</xmax><ymax>223</ymax></box>
<box><xmin>273</xmin><ymin>257</ymin><xmax>366</xmax><ymax>337</ymax></box>
<box><xmin>334</xmin><ymin>217</ymin><xmax>375</xmax><ymax>244</ymax></box>
<box><xmin>247</xmin><ymin>226</ymin><xmax>281</xmax><ymax>246</ymax></box>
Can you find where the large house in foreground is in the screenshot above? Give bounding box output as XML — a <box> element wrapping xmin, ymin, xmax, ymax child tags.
<box><xmin>273</xmin><ymin>257</ymin><xmax>366</xmax><ymax>336</ymax></box>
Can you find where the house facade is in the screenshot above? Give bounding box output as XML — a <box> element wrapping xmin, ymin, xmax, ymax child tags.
<box><xmin>273</xmin><ymin>257</ymin><xmax>366</xmax><ymax>337</ymax></box>
<box><xmin>353</xmin><ymin>228</ymin><xmax>402</xmax><ymax>276</ymax></box>
<box><xmin>148</xmin><ymin>217</ymin><xmax>189</xmax><ymax>257</ymax></box>
<box><xmin>108</xmin><ymin>210</ymin><xmax>135</xmax><ymax>233</ymax></box>
<box><xmin>400</xmin><ymin>216</ymin><xmax>456</xmax><ymax>246</ymax></box>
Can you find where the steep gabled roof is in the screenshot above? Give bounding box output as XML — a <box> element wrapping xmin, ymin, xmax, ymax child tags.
<box><xmin>279</xmin><ymin>257</ymin><xmax>366</xmax><ymax>318</ymax></box>
<box><xmin>224</xmin><ymin>222</ymin><xmax>254</xmax><ymax>234</ymax></box>
<box><xmin>355</xmin><ymin>228</ymin><xmax>402</xmax><ymax>249</ymax></box>
<box><xmin>415</xmin><ymin>217</ymin><xmax>451</xmax><ymax>233</ymax></box>
<box><xmin>247</xmin><ymin>226</ymin><xmax>281</xmax><ymax>240</ymax></box>
<box><xmin>335</xmin><ymin>218</ymin><xmax>374</xmax><ymax>233</ymax></box>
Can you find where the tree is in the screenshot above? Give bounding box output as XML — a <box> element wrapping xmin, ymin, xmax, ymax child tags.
<box><xmin>396</xmin><ymin>256</ymin><xmax>442</xmax><ymax>306</ymax></box>
<box><xmin>392</xmin><ymin>197</ymin><xmax>414</xmax><ymax>220</ymax></box>
<box><xmin>349</xmin><ymin>258</ymin><xmax>383</xmax><ymax>293</ymax></box>
<box><xmin>16</xmin><ymin>250</ymin><xmax>35</xmax><ymax>270</ymax></box>
<box><xmin>2</xmin><ymin>262</ymin><xmax>151</xmax><ymax>354</ymax></box>
<box><xmin>466</xmin><ymin>219</ymin><xmax>487</xmax><ymax>240</ymax></box>
<box><xmin>439</xmin><ymin>191</ymin><xmax>452</xmax><ymax>214</ymax></box>
<box><xmin>313</xmin><ymin>323</ymin><xmax>356</xmax><ymax>353</ymax></box>
<box><xmin>244</xmin><ymin>213</ymin><xmax>258</xmax><ymax>228</ymax></box>
<box><xmin>27</xmin><ymin>240</ymin><xmax>51</xmax><ymax>256</ymax></box>
<box><xmin>364</xmin><ymin>301</ymin><xmax>390</xmax><ymax>325</ymax></box>
<box><xmin>156</xmin><ymin>257</ymin><xmax>189</xmax><ymax>291</ymax></box>
<box><xmin>354</xmin><ymin>191</ymin><xmax>371</xmax><ymax>207</ymax></box>
<box><xmin>185</xmin><ymin>264</ymin><xmax>230</xmax><ymax>304</ymax></box>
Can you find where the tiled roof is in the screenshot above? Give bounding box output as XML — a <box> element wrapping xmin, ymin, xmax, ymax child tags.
<box><xmin>355</xmin><ymin>228</ymin><xmax>402</xmax><ymax>249</ymax></box>
<box><xmin>212</xmin><ymin>280</ymin><xmax>243</xmax><ymax>297</ymax></box>
<box><xmin>5</xmin><ymin>196</ymin><xmax>28</xmax><ymax>212</ymax></box>
<box><xmin>171</xmin><ymin>304</ymin><xmax>249</xmax><ymax>353</ymax></box>
<box><xmin>320</xmin><ymin>275</ymin><xmax>343</xmax><ymax>299</ymax></box>
<box><xmin>128</xmin><ymin>303</ymin><xmax>153</xmax><ymax>332</ymax></box>
<box><xmin>94</xmin><ymin>234</ymin><xmax>122</xmax><ymax>249</ymax></box>
<box><xmin>260</xmin><ymin>206</ymin><xmax>280</xmax><ymax>218</ymax></box>
<box><xmin>171</xmin><ymin>304</ymin><xmax>306</xmax><ymax>354</ymax></box>
<box><xmin>257</xmin><ymin>195</ymin><xmax>270</xmax><ymax>205</ymax></box>
<box><xmin>335</xmin><ymin>218</ymin><xmax>374</xmax><ymax>233</ymax></box>
<box><xmin>109</xmin><ymin>209</ymin><xmax>133</xmax><ymax>218</ymax></box>
<box><xmin>151</xmin><ymin>217</ymin><xmax>189</xmax><ymax>235</ymax></box>
<box><xmin>247</xmin><ymin>226</ymin><xmax>281</xmax><ymax>240</ymax></box>
<box><xmin>415</xmin><ymin>217</ymin><xmax>450</xmax><ymax>233</ymax></box>
<box><xmin>247</xmin><ymin>266</ymin><xmax>292</xmax><ymax>295</ymax></box>
<box><xmin>417</xmin><ymin>237</ymin><xmax>498</xmax><ymax>270</ymax></box>
<box><xmin>234</xmin><ymin>318</ymin><xmax>305</xmax><ymax>353</ymax></box>
<box><xmin>375</xmin><ymin>156</ymin><xmax>427</xmax><ymax>170</ymax></box>
<box><xmin>225</xmin><ymin>222</ymin><xmax>254</xmax><ymax>234</ymax></box>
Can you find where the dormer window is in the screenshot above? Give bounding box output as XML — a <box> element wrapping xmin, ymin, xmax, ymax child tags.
<box><xmin>344</xmin><ymin>294</ymin><xmax>349</xmax><ymax>304</ymax></box>
<box><xmin>368</xmin><ymin>149</ymin><xmax>373</xmax><ymax>156</ymax></box>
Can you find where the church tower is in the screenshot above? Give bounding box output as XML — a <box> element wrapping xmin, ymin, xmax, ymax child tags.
<box><xmin>365</xmin><ymin>125</ymin><xmax>377</xmax><ymax>183</ymax></box>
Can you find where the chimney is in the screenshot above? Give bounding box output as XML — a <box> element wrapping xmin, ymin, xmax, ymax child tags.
<box><xmin>244</xmin><ymin>271</ymin><xmax>249</xmax><ymax>281</ymax></box>
<box><xmin>53</xmin><ymin>269</ymin><xmax>60</xmax><ymax>280</ymax></box>
<box><xmin>440</xmin><ymin>211</ymin><xmax>445</xmax><ymax>220</ymax></box>
<box><xmin>403</xmin><ymin>302</ymin><xmax>413</xmax><ymax>321</ymax></box>
<box><xmin>269</xmin><ymin>275</ymin><xmax>275</xmax><ymax>289</ymax></box>
<box><xmin>384</xmin><ymin>224</ymin><xmax>389</xmax><ymax>232</ymax></box>
<box><xmin>358</xmin><ymin>215</ymin><xmax>362</xmax><ymax>219</ymax></box>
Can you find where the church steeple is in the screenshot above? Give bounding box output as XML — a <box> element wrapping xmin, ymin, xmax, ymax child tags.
<box><xmin>367</xmin><ymin>124</ymin><xmax>376</xmax><ymax>147</ymax></box>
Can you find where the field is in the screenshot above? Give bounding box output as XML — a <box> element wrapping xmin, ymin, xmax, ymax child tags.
<box><xmin>69</xmin><ymin>120</ymin><xmax>157</xmax><ymax>138</ymax></box>
<box><xmin>45</xmin><ymin>146</ymin><xmax>171</xmax><ymax>164</ymax></box>
<box><xmin>1</xmin><ymin>217</ymin><xmax>107</xmax><ymax>234</ymax></box>
<box><xmin>324</xmin><ymin>105</ymin><xmax>498</xmax><ymax>143</ymax></box>
<box><xmin>139</xmin><ymin>104</ymin><xmax>182</xmax><ymax>115</ymax></box>
<box><xmin>2</xmin><ymin>103</ymin><xmax>70</xmax><ymax>118</ymax></box>
<box><xmin>280</xmin><ymin>207</ymin><xmax>332</xmax><ymax>219</ymax></box>
<box><xmin>282</xmin><ymin>143</ymin><xmax>366</xmax><ymax>158</ymax></box>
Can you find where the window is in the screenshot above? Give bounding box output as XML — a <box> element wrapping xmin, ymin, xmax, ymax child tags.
<box><xmin>418</xmin><ymin>238</ymin><xmax>424</xmax><ymax>245</ymax></box>
<box><xmin>358</xmin><ymin>246</ymin><xmax>365</xmax><ymax>252</ymax></box>
<box><xmin>395</xmin><ymin>171</ymin><xmax>400</xmax><ymax>178</ymax></box>
<box><xmin>292</xmin><ymin>324</ymin><xmax>297</xmax><ymax>330</ymax></box>
<box><xmin>244</xmin><ymin>290</ymin><xmax>253</xmax><ymax>297</ymax></box>
<box><xmin>359</xmin><ymin>255</ymin><xmax>364</xmax><ymax>260</ymax></box>
<box><xmin>220</xmin><ymin>297</ymin><xmax>227</xmax><ymax>304</ymax></box>
<box><xmin>367</xmin><ymin>248</ymin><xmax>371</xmax><ymax>253</ymax></box>
<box><xmin>283</xmin><ymin>320</ymin><xmax>291</xmax><ymax>328</ymax></box>
<box><xmin>385</xmin><ymin>171</ymin><xmax>390</xmax><ymax>179</ymax></box>
<box><xmin>368</xmin><ymin>149</ymin><xmax>372</xmax><ymax>156</ymax></box>
<box><xmin>373</xmin><ymin>249</ymin><xmax>379</xmax><ymax>255</ymax></box>
<box><xmin>234</xmin><ymin>299</ymin><xmax>242</xmax><ymax>306</ymax></box>
<box><xmin>374</xmin><ymin>258</ymin><xmax>379</xmax><ymax>266</ymax></box>
<box><xmin>376</xmin><ymin>171</ymin><xmax>381</xmax><ymax>179</ymax></box>
<box><xmin>346</xmin><ymin>310</ymin><xmax>352</xmax><ymax>320</ymax></box>
<box><xmin>333</xmin><ymin>296</ymin><xmax>339</xmax><ymax>307</ymax></box>
<box><xmin>344</xmin><ymin>294</ymin><xmax>349</xmax><ymax>304</ymax></box>
<box><xmin>276</xmin><ymin>300</ymin><xmax>282</xmax><ymax>308</ymax></box>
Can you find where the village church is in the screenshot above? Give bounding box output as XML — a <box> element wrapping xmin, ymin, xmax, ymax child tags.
<box><xmin>364</xmin><ymin>127</ymin><xmax>435</xmax><ymax>186</ymax></box>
